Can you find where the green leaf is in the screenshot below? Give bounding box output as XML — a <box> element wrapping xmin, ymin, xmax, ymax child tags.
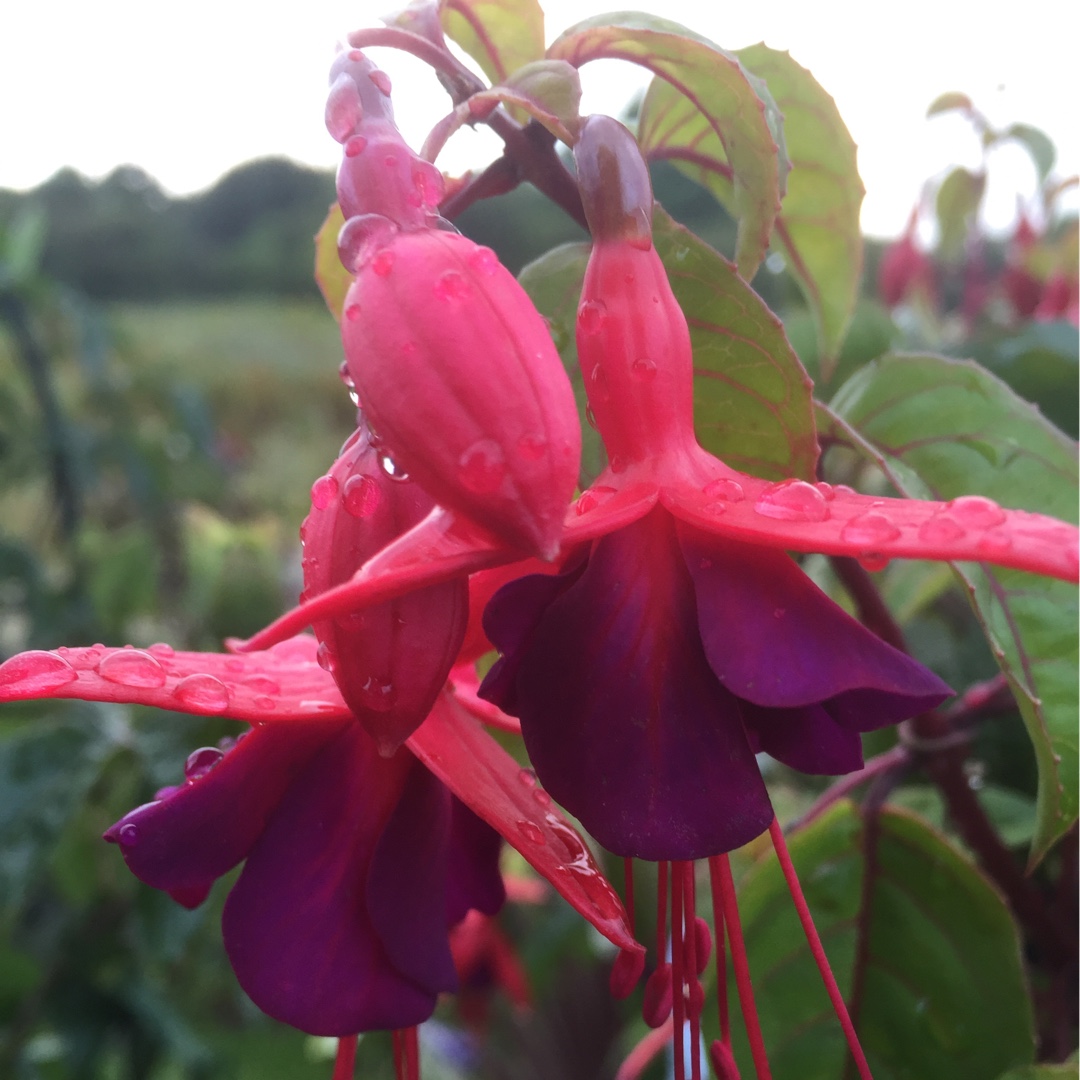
<box><xmin>935</xmin><ymin>167</ymin><xmax>986</xmax><ymax>261</ymax></box>
<box><xmin>996</xmin><ymin>1066</ymin><xmax>1079</xmax><ymax>1080</ymax></box>
<box><xmin>0</xmin><ymin>709</ymin><xmax>122</xmax><ymax>918</ymax></box>
<box><xmin>519</xmin><ymin>208</ymin><xmax>818</xmax><ymax>483</ymax></box>
<box><xmin>927</xmin><ymin>91</ymin><xmax>974</xmax><ymax>117</ymax></box>
<box><xmin>640</xmin><ymin>46</ymin><xmax>864</xmax><ymax>373</ymax></box>
<box><xmin>731</xmin><ymin>802</ymin><xmax>1035</xmax><ymax>1079</ymax></box>
<box><xmin>1003</xmin><ymin>123</ymin><xmax>1057</xmax><ymax>185</ymax></box>
<box><xmin>314</xmin><ymin>204</ymin><xmax>349</xmax><ymax>323</ymax></box>
<box><xmin>548</xmin><ymin>12</ymin><xmax>783</xmax><ymax>279</ymax></box>
<box><xmin>440</xmin><ymin>0</ymin><xmax>546</xmax><ymax>84</ymax></box>
<box><xmin>828</xmin><ymin>354</ymin><xmax>1079</xmax><ymax>863</ymax></box>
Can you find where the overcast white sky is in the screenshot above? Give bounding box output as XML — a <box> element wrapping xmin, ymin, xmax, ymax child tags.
<box><xmin>2</xmin><ymin>0</ymin><xmax>1077</xmax><ymax>238</ymax></box>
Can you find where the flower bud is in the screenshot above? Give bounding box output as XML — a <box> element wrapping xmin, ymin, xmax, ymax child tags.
<box><xmin>302</xmin><ymin>424</ymin><xmax>468</xmax><ymax>754</ymax></box>
<box><xmin>342</xmin><ymin>229</ymin><xmax>580</xmax><ymax>559</ymax></box>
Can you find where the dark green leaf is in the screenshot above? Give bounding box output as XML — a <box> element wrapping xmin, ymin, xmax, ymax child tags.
<box><xmin>935</xmin><ymin>167</ymin><xmax>986</xmax><ymax>261</ymax></box>
<box><xmin>548</xmin><ymin>12</ymin><xmax>783</xmax><ymax>279</ymax></box>
<box><xmin>996</xmin><ymin>1066</ymin><xmax>1079</xmax><ymax>1080</ymax></box>
<box><xmin>828</xmin><ymin>354</ymin><xmax>1079</xmax><ymax>863</ymax></box>
<box><xmin>731</xmin><ymin>802</ymin><xmax>1035</xmax><ymax>1079</ymax></box>
<box><xmin>640</xmin><ymin>46</ymin><xmax>864</xmax><ymax>371</ymax></box>
<box><xmin>1003</xmin><ymin>123</ymin><xmax>1056</xmax><ymax>184</ymax></box>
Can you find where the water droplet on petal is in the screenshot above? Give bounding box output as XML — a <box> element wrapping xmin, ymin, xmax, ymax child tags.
<box><xmin>516</xmin><ymin>820</ymin><xmax>545</xmax><ymax>845</ymax></box>
<box><xmin>815</xmin><ymin>481</ymin><xmax>836</xmax><ymax>500</ymax></box>
<box><xmin>576</xmin><ymin>486</ymin><xmax>617</xmax><ymax>515</ymax></box>
<box><xmin>98</xmin><ymin>649</ymin><xmax>167</xmax><ymax>688</ymax></box>
<box><xmin>359</xmin><ymin>675</ymin><xmax>396</xmax><ymax>712</ymax></box>
<box><xmin>578</xmin><ymin>299</ymin><xmax>607</xmax><ymax>334</ymax></box>
<box><xmin>919</xmin><ymin>515</ymin><xmax>966</xmax><ymax>543</ymax></box>
<box><xmin>532</xmin><ymin>787</ymin><xmax>552</xmax><ymax>808</ymax></box>
<box><xmin>631</xmin><ymin>357</ymin><xmax>657</xmax><ymax>381</ymax></box>
<box><xmin>590</xmin><ymin>363</ymin><xmax>610</xmax><ymax>400</ymax></box>
<box><xmin>242</xmin><ymin>676</ymin><xmax>279</xmax><ymax>695</ymax></box>
<box><xmin>118</xmin><ymin>823</ymin><xmax>139</xmax><ymax>846</ymax></box>
<box><xmin>947</xmin><ymin>495</ymin><xmax>1006</xmax><ymax>528</ymax></box>
<box><xmin>173</xmin><ymin>674</ymin><xmax>230</xmax><ymax>713</ymax></box>
<box><xmin>316</xmin><ymin>643</ymin><xmax>336</xmax><ymax>673</ymax></box>
<box><xmin>0</xmin><ymin>651</ymin><xmax>78</xmax><ymax>694</ymax></box>
<box><xmin>379</xmin><ymin>453</ymin><xmax>409</xmax><ymax>481</ymax></box>
<box><xmin>368</xmin><ymin>68</ymin><xmax>392</xmax><ymax>95</ymax></box>
<box><xmin>338</xmin><ymin>213</ymin><xmax>398</xmax><ymax>272</ymax></box>
<box><xmin>343</xmin><ymin>134</ymin><xmax>367</xmax><ymax>157</ymax></box>
<box><xmin>517</xmin><ymin>767</ymin><xmax>537</xmax><ymax>787</ymax></box>
<box><xmin>433</xmin><ymin>270</ymin><xmax>469</xmax><ymax>301</ymax></box>
<box><xmin>310</xmin><ymin>475</ymin><xmax>339</xmax><ymax>510</ymax></box>
<box><xmin>468</xmin><ymin>246</ymin><xmax>498</xmax><ymax>274</ymax></box>
<box><xmin>702</xmin><ymin>478</ymin><xmax>745</xmax><ymax>502</ymax></box>
<box><xmin>342</xmin><ymin>473</ymin><xmax>382</xmax><ymax>517</ymax></box>
<box><xmin>585</xmin><ymin>404</ymin><xmax>597</xmax><ymax>430</ymax></box>
<box><xmin>754</xmin><ymin>480</ymin><xmax>829</xmax><ymax>523</ymax></box>
<box><xmin>840</xmin><ymin>511</ymin><xmax>901</xmax><ymax>546</ymax></box>
<box><xmin>325</xmin><ymin>74</ymin><xmax>364</xmax><ymax>142</ymax></box>
<box><xmin>517</xmin><ymin>433</ymin><xmax>546</xmax><ymax>460</ymax></box>
<box><xmin>459</xmin><ymin>439</ymin><xmax>506</xmax><ymax>494</ymax></box>
<box><xmin>370</xmin><ymin>248</ymin><xmax>394</xmax><ymax>276</ymax></box>
<box><xmin>185</xmin><ymin>746</ymin><xmax>225</xmax><ymax>781</ymax></box>
<box><xmin>344</xmin><ymin>303</ymin><xmax>361</xmax><ymax>322</ymax></box>
<box><xmin>148</xmin><ymin>642</ymin><xmax>174</xmax><ymax>659</ymax></box>
<box><xmin>254</xmin><ymin>695</ymin><xmax>276</xmax><ymax>710</ymax></box>
<box><xmin>857</xmin><ymin>553</ymin><xmax>891</xmax><ymax>572</ymax></box>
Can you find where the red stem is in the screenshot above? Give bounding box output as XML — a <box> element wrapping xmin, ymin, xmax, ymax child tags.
<box><xmin>614</xmin><ymin>1017</ymin><xmax>675</xmax><ymax>1080</ymax></box>
<box><xmin>672</xmin><ymin>862</ymin><xmax>686</xmax><ymax>1080</ymax></box>
<box><xmin>708</xmin><ymin>857</ymin><xmax>731</xmax><ymax>1048</ymax></box>
<box><xmin>712</xmin><ymin>855</ymin><xmax>772</xmax><ymax>1080</ymax></box>
<box><xmin>768</xmin><ymin>819</ymin><xmax>874</xmax><ymax>1080</ymax></box>
<box><xmin>332</xmin><ymin>1036</ymin><xmax>357</xmax><ymax>1080</ymax></box>
<box><xmin>795</xmin><ymin>746</ymin><xmax>910</xmax><ymax>830</ymax></box>
<box><xmin>683</xmin><ymin>862</ymin><xmax>702</xmax><ymax>1080</ymax></box>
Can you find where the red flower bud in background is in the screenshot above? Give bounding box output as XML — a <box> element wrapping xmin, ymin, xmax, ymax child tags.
<box><xmin>878</xmin><ymin>207</ymin><xmax>935</xmax><ymax>308</ymax></box>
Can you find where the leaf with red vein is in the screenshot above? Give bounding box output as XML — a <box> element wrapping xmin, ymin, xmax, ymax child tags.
<box><xmin>0</xmin><ymin>636</ymin><xmax>350</xmax><ymax>723</ymax></box>
<box><xmin>410</xmin><ymin>693</ymin><xmax>642</xmax><ymax>954</ymax></box>
<box><xmin>440</xmin><ymin>0</ymin><xmax>546</xmax><ymax>87</ymax></box>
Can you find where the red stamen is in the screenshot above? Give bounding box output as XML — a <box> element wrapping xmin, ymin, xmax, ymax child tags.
<box><xmin>333</xmin><ymin>1036</ymin><xmax>357</xmax><ymax>1080</ymax></box>
<box><xmin>708</xmin><ymin>857</ymin><xmax>730</xmax><ymax>1048</ymax></box>
<box><xmin>392</xmin><ymin>1030</ymin><xmax>403</xmax><ymax>1080</ymax></box>
<box><xmin>711</xmin><ymin>854</ymin><xmax>772</xmax><ymax>1080</ymax></box>
<box><xmin>404</xmin><ymin>1026</ymin><xmax>420</xmax><ymax>1080</ymax></box>
<box><xmin>768</xmin><ymin>818</ymin><xmax>874</xmax><ymax>1080</ymax></box>
<box><xmin>656</xmin><ymin>861</ymin><xmax>669</xmax><ymax>963</ymax></box>
<box><xmin>643</xmin><ymin>962</ymin><xmax>674</xmax><ymax>1026</ymax></box>
<box><xmin>611</xmin><ymin>856</ymin><xmax>646</xmax><ymax>998</ymax></box>
<box><xmin>709</xmin><ymin>1038</ymin><xmax>742</xmax><ymax>1080</ymax></box>
<box><xmin>693</xmin><ymin>916</ymin><xmax>712</xmax><ymax>975</ymax></box>
<box><xmin>624</xmin><ymin>856</ymin><xmax>636</xmax><ymax>927</ymax></box>
<box><xmin>671</xmin><ymin>860</ymin><xmax>686</xmax><ymax>1080</ymax></box>
<box><xmin>682</xmin><ymin>862</ymin><xmax>702</xmax><ymax>1080</ymax></box>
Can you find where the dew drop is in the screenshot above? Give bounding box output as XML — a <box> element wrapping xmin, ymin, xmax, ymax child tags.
<box><xmin>918</xmin><ymin>515</ymin><xmax>966</xmax><ymax>543</ymax></box>
<box><xmin>344</xmin><ymin>134</ymin><xmax>367</xmax><ymax>157</ymax></box>
<box><xmin>433</xmin><ymin>270</ymin><xmax>469</xmax><ymax>301</ymax></box>
<box><xmin>173</xmin><ymin>674</ymin><xmax>230</xmax><ymax>713</ymax></box>
<box><xmin>310</xmin><ymin>474</ymin><xmax>339</xmax><ymax>510</ymax></box>
<box><xmin>0</xmin><ymin>651</ymin><xmax>78</xmax><ymax>694</ymax></box>
<box><xmin>254</xmin><ymin>695</ymin><xmax>276</xmax><ymax>711</ymax></box>
<box><xmin>98</xmin><ymin>649</ymin><xmax>167</xmax><ymax>688</ymax></box>
<box><xmin>148</xmin><ymin>642</ymin><xmax>175</xmax><ymax>658</ymax></box>
<box><xmin>342</xmin><ymin>473</ymin><xmax>382</xmax><ymax>517</ymax></box>
<box><xmin>370</xmin><ymin>248</ymin><xmax>394</xmax><ymax>276</ymax></box>
<box><xmin>517</xmin><ymin>433</ymin><xmax>546</xmax><ymax>460</ymax></box>
<box><xmin>379</xmin><ymin>453</ymin><xmax>409</xmax><ymax>481</ymax></box>
<box><xmin>458</xmin><ymin>439</ymin><xmax>507</xmax><ymax>494</ymax></box>
<box><xmin>325</xmin><ymin>74</ymin><xmax>364</xmax><ymax>142</ymax></box>
<box><xmin>118</xmin><ymin>823</ymin><xmax>139</xmax><ymax>846</ymax></box>
<box><xmin>575</xmin><ymin>486</ymin><xmax>617</xmax><ymax>515</ymax></box>
<box><xmin>815</xmin><ymin>481</ymin><xmax>837</xmax><ymax>500</ymax></box>
<box><xmin>368</xmin><ymin>68</ymin><xmax>392</xmax><ymax>95</ymax></box>
<box><xmin>532</xmin><ymin>787</ymin><xmax>552</xmax><ymax>808</ymax></box>
<box><xmin>516</xmin><ymin>820</ymin><xmax>545</xmax><ymax>845</ymax></box>
<box><xmin>947</xmin><ymin>494</ymin><xmax>1006</xmax><ymax>528</ymax></box>
<box><xmin>517</xmin><ymin>767</ymin><xmax>537</xmax><ymax>787</ymax></box>
<box><xmin>224</xmin><ymin>658</ymin><xmax>244</xmax><ymax>673</ymax></box>
<box><xmin>840</xmin><ymin>511</ymin><xmax>901</xmax><ymax>546</ymax></box>
<box><xmin>857</xmin><ymin>553</ymin><xmax>891</xmax><ymax>572</ymax></box>
<box><xmin>242</xmin><ymin>676</ymin><xmax>280</xmax><ymax>696</ymax></box>
<box><xmin>347</xmin><ymin>49</ymin><xmax>362</xmax><ymax>62</ymax></box>
<box><xmin>631</xmin><ymin>357</ymin><xmax>657</xmax><ymax>381</ymax></box>
<box><xmin>578</xmin><ymin>299</ymin><xmax>607</xmax><ymax>334</ymax></box>
<box><xmin>702</xmin><ymin>477</ymin><xmax>745</xmax><ymax>503</ymax></box>
<box><xmin>753</xmin><ymin>480</ymin><xmax>829</xmax><ymax>523</ymax></box>
<box><xmin>185</xmin><ymin>746</ymin><xmax>225</xmax><ymax>781</ymax></box>
<box><xmin>590</xmin><ymin>363</ymin><xmax>610</xmax><ymax>400</ymax></box>
<box><xmin>468</xmin><ymin>245</ymin><xmax>498</xmax><ymax>275</ymax></box>
<box><xmin>359</xmin><ymin>675</ymin><xmax>396</xmax><ymax>712</ymax></box>
<box><xmin>338</xmin><ymin>360</ymin><xmax>355</xmax><ymax>389</ymax></box>
<box><xmin>316</xmin><ymin>643</ymin><xmax>336</xmax><ymax>673</ymax></box>
<box><xmin>412</xmin><ymin>163</ymin><xmax>444</xmax><ymax>208</ymax></box>
<box><xmin>585</xmin><ymin>404</ymin><xmax>597</xmax><ymax>430</ymax></box>
<box><xmin>344</xmin><ymin>303</ymin><xmax>361</xmax><ymax>322</ymax></box>
<box><xmin>338</xmin><ymin>213</ymin><xmax>398</xmax><ymax>272</ymax></box>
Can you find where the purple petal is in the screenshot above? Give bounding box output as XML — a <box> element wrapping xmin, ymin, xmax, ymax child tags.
<box><xmin>445</xmin><ymin>798</ymin><xmax>506</xmax><ymax>926</ymax></box>
<box><xmin>679</xmin><ymin>526</ymin><xmax>952</xmax><ymax>714</ymax></box>
<box><xmin>367</xmin><ymin>761</ymin><xmax>459</xmax><ymax>996</ymax></box>
<box><xmin>482</xmin><ymin>509</ymin><xmax>773</xmax><ymax>860</ymax></box>
<box><xmin>222</xmin><ymin>724</ymin><xmax>439</xmax><ymax>1035</ymax></box>
<box><xmin>104</xmin><ymin>722</ymin><xmax>343</xmax><ymax>907</ymax></box>
<box><xmin>742</xmin><ymin>702</ymin><xmax>865</xmax><ymax>775</ymax></box>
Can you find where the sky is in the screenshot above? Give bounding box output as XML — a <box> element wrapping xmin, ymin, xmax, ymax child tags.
<box><xmin>2</xmin><ymin>0</ymin><xmax>1077</xmax><ymax>238</ymax></box>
